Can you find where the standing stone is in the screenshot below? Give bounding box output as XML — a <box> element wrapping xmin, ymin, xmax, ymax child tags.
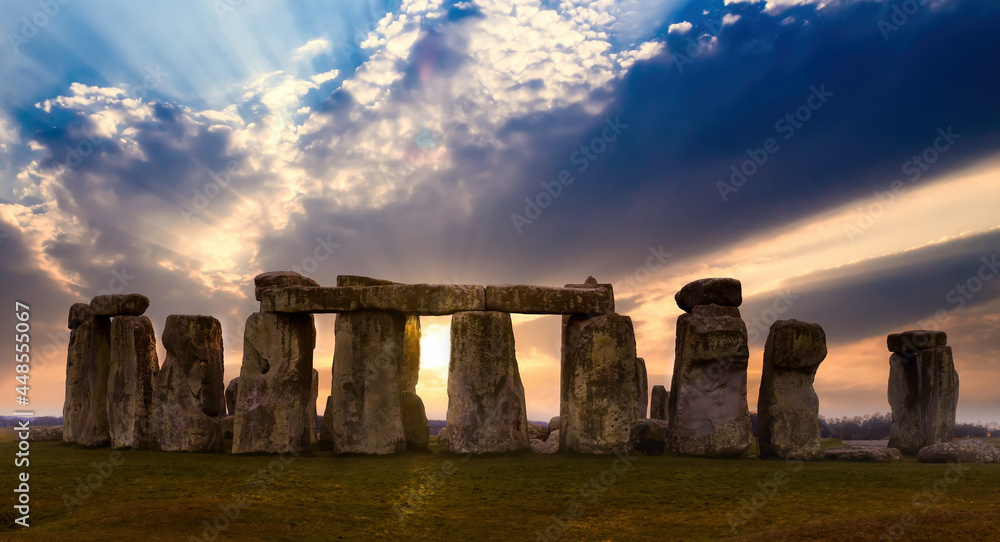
<box><xmin>225</xmin><ymin>377</ymin><xmax>240</xmax><ymax>417</ymax></box>
<box><xmin>319</xmin><ymin>396</ymin><xmax>335</xmax><ymax>448</ymax></box>
<box><xmin>401</xmin><ymin>391</ymin><xmax>430</xmax><ymax>451</ymax></box>
<box><xmin>327</xmin><ymin>310</ymin><xmax>406</xmax><ymax>454</ymax></box>
<box><xmin>63</xmin><ymin>304</ymin><xmax>112</xmax><ymax>447</ymax></box>
<box><xmin>401</xmin><ymin>315</ymin><xmax>421</xmax><ymax>394</ymax></box>
<box><xmin>308</xmin><ymin>368</ymin><xmax>319</xmax><ymax>444</ymax></box>
<box><xmin>107</xmin><ymin>316</ymin><xmax>159</xmax><ymax>449</ymax></box>
<box><xmin>561</xmin><ymin>313</ymin><xmax>639</xmax><ymax>454</ymax></box>
<box><xmin>668</xmin><ymin>298</ymin><xmax>752</xmax><ymax>456</ymax></box>
<box><xmin>636</xmin><ymin>357</ymin><xmax>648</xmax><ymax>418</ymax></box>
<box><xmin>446</xmin><ymin>311</ymin><xmax>529</xmax><ymax>454</ymax></box>
<box><xmin>154</xmin><ymin>315</ymin><xmax>225</xmax><ymax>452</ymax></box>
<box><xmin>232</xmin><ymin>312</ymin><xmax>316</xmax><ymax>454</ymax></box>
<box><xmin>757</xmin><ymin>320</ymin><xmax>827</xmax><ymax>459</ymax></box>
<box><xmin>887</xmin><ymin>331</ymin><xmax>959</xmax><ymax>454</ymax></box>
<box><xmin>650</xmin><ymin>385</ymin><xmax>669</xmax><ymax>421</ymax></box>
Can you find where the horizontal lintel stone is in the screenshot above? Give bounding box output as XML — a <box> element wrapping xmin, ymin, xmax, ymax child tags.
<box><xmin>485</xmin><ymin>285</ymin><xmax>613</xmax><ymax>314</ymax></box>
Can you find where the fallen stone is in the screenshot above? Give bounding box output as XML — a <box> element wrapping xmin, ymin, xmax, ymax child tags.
<box><xmin>254</xmin><ymin>270</ymin><xmax>319</xmax><ymax>301</ymax></box>
<box><xmin>636</xmin><ymin>357</ymin><xmax>648</xmax><ymax>418</ymax></box>
<box><xmin>225</xmin><ymin>378</ymin><xmax>240</xmax><ymax>417</ymax></box>
<box><xmin>824</xmin><ymin>446</ymin><xmax>903</xmax><ymax>462</ymax></box>
<box><xmin>107</xmin><ymin>316</ymin><xmax>159</xmax><ymax>449</ymax></box>
<box><xmin>674</xmin><ymin>278</ymin><xmax>742</xmax><ymax>313</ymax></box>
<box><xmin>917</xmin><ymin>439</ymin><xmax>1000</xmax><ymax>463</ymax></box>
<box><xmin>528</xmin><ymin>423</ymin><xmax>549</xmax><ymax>441</ymax></box>
<box><xmin>484</xmin><ymin>285</ymin><xmax>613</xmax><ymax>314</ymax></box>
<box><xmin>68</xmin><ymin>302</ymin><xmax>93</xmax><ymax>329</ymax></box>
<box><xmin>758</xmin><ymin>319</ymin><xmax>827</xmax><ymax>459</ymax></box>
<box><xmin>668</xmin><ymin>312</ymin><xmax>752</xmax><ymax>456</ymax></box>
<box><xmin>90</xmin><ymin>294</ymin><xmax>150</xmax><ymax>317</ymax></box>
<box><xmin>887</xmin><ymin>330</ymin><xmax>947</xmax><ymax>355</ymax></box>
<box><xmin>232</xmin><ymin>312</ymin><xmax>316</xmax><ymax>454</ymax></box>
<box><xmin>401</xmin><ymin>391</ymin><xmax>430</xmax><ymax>452</ymax></box>
<box><xmin>650</xmin><ymin>385</ymin><xmax>669</xmax><ymax>421</ymax></box>
<box><xmin>63</xmin><ymin>311</ymin><xmax>112</xmax><ymax>447</ymax></box>
<box><xmin>548</xmin><ymin>416</ymin><xmax>561</xmax><ymax>435</ymax></box>
<box><xmin>631</xmin><ymin>419</ymin><xmax>670</xmax><ymax>456</ymax></box>
<box><xmin>561</xmin><ymin>313</ymin><xmax>639</xmax><ymax>454</ymax></box>
<box><xmin>446</xmin><ymin>311</ymin><xmax>530</xmax><ymax>454</ymax></box>
<box><xmin>28</xmin><ymin>425</ymin><xmax>64</xmax><ymax>442</ymax></box>
<box><xmin>531</xmin><ymin>432</ymin><xmax>560</xmax><ymax>454</ymax></box>
<box><xmin>154</xmin><ymin>315</ymin><xmax>226</xmax><ymax>452</ymax></box>
<box><xmin>327</xmin><ymin>310</ymin><xmax>406</xmax><ymax>454</ymax></box>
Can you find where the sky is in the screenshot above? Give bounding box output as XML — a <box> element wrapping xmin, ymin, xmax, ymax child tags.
<box><xmin>1</xmin><ymin>0</ymin><xmax>998</xmax><ymax>424</ymax></box>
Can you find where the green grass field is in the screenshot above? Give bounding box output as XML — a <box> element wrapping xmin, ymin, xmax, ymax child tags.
<box><xmin>2</xmin><ymin>438</ymin><xmax>999</xmax><ymax>541</ymax></box>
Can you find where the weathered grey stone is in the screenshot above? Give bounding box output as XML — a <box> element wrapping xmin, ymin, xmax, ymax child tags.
<box><xmin>308</xmin><ymin>368</ymin><xmax>319</xmax><ymax>444</ymax></box>
<box><xmin>222</xmin><ymin>415</ymin><xmax>234</xmax><ymax>439</ymax></box>
<box><xmin>631</xmin><ymin>419</ymin><xmax>670</xmax><ymax>456</ymax></box>
<box><xmin>154</xmin><ymin>315</ymin><xmax>225</xmax><ymax>452</ymax></box>
<box><xmin>484</xmin><ymin>285</ymin><xmax>613</xmax><ymax>314</ymax></box>
<box><xmin>887</xmin><ymin>330</ymin><xmax>947</xmax><ymax>355</ymax></box>
<box><xmin>68</xmin><ymin>302</ymin><xmax>93</xmax><ymax>329</ymax></box>
<box><xmin>758</xmin><ymin>320</ymin><xmax>827</xmax><ymax>459</ymax></box>
<box><xmin>362</xmin><ymin>284</ymin><xmax>486</xmax><ymax>315</ymax></box>
<box><xmin>254</xmin><ymin>270</ymin><xmax>319</xmax><ymax>301</ymax></box>
<box><xmin>436</xmin><ymin>425</ymin><xmax>450</xmax><ymax>447</ymax></box>
<box><xmin>63</xmin><ymin>312</ymin><xmax>111</xmax><ymax>447</ymax></box>
<box><xmin>328</xmin><ymin>310</ymin><xmax>406</xmax><ymax>454</ymax></box>
<box><xmin>446</xmin><ymin>311</ymin><xmax>529</xmax><ymax>454</ymax></box>
<box><xmin>548</xmin><ymin>416</ymin><xmax>561</xmax><ymax>434</ymax></box>
<box><xmin>28</xmin><ymin>425</ymin><xmax>64</xmax><ymax>442</ymax></box>
<box><xmin>531</xmin><ymin>431</ymin><xmax>560</xmax><ymax>454</ymax></box>
<box><xmin>232</xmin><ymin>311</ymin><xmax>316</xmax><ymax>454</ymax></box>
<box><xmin>636</xmin><ymin>357</ymin><xmax>648</xmax><ymax>418</ymax></box>
<box><xmin>668</xmin><ymin>312</ymin><xmax>752</xmax><ymax>456</ymax></box>
<box><xmin>561</xmin><ymin>313</ymin><xmax>639</xmax><ymax>454</ymax></box>
<box><xmin>528</xmin><ymin>423</ymin><xmax>549</xmax><ymax>441</ymax></box>
<box><xmin>262</xmin><ymin>286</ymin><xmax>362</xmax><ymax>313</ymax></box>
<box><xmin>692</xmin><ymin>304</ymin><xmax>741</xmax><ymax>318</ymax></box>
<box><xmin>917</xmin><ymin>439</ymin><xmax>1000</xmax><ymax>463</ymax></box>
<box><xmin>225</xmin><ymin>377</ymin><xmax>240</xmax><ymax>417</ymax></box>
<box><xmin>402</xmin><ymin>315</ymin><xmax>421</xmax><ymax>394</ymax></box>
<box><xmin>401</xmin><ymin>391</ymin><xmax>430</xmax><ymax>452</ymax></box>
<box><xmin>107</xmin><ymin>316</ymin><xmax>159</xmax><ymax>449</ymax></box>
<box><xmin>319</xmin><ymin>396</ymin><xmax>335</xmax><ymax>448</ymax></box>
<box><xmin>650</xmin><ymin>385</ymin><xmax>669</xmax><ymax>421</ymax></box>
<box><xmin>674</xmin><ymin>278</ymin><xmax>742</xmax><ymax>313</ymax></box>
<box><xmin>824</xmin><ymin>446</ymin><xmax>903</xmax><ymax>462</ymax></box>
<box><xmin>564</xmin><ymin>277</ymin><xmax>615</xmax><ymax>313</ymax></box>
<box><xmin>888</xmin><ymin>344</ymin><xmax>959</xmax><ymax>454</ymax></box>
<box><xmin>90</xmin><ymin>294</ymin><xmax>150</xmax><ymax>317</ymax></box>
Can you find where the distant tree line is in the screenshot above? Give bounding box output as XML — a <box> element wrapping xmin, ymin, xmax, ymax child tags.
<box><xmin>748</xmin><ymin>413</ymin><xmax>998</xmax><ymax>440</ymax></box>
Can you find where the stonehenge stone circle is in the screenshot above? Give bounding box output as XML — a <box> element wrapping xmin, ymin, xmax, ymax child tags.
<box><xmin>649</xmin><ymin>385</ymin><xmax>669</xmax><ymax>421</ymax></box>
<box><xmin>757</xmin><ymin>319</ymin><xmax>827</xmax><ymax>459</ymax></box>
<box><xmin>63</xmin><ymin>303</ymin><xmax>112</xmax><ymax>447</ymax></box>
<box><xmin>887</xmin><ymin>330</ymin><xmax>959</xmax><ymax>454</ymax></box>
<box><xmin>636</xmin><ymin>357</ymin><xmax>648</xmax><ymax>419</ymax></box>
<box><xmin>669</xmin><ymin>278</ymin><xmax>752</xmax><ymax>456</ymax></box>
<box><xmin>401</xmin><ymin>391</ymin><xmax>430</xmax><ymax>452</ymax></box>
<box><xmin>108</xmin><ymin>315</ymin><xmax>159</xmax><ymax>449</ymax></box>
<box><xmin>561</xmin><ymin>312</ymin><xmax>639</xmax><ymax>454</ymax></box>
<box><xmin>446</xmin><ymin>311</ymin><xmax>530</xmax><ymax>454</ymax></box>
<box><xmin>232</xmin><ymin>310</ymin><xmax>316</xmax><ymax>454</ymax></box>
<box><xmin>326</xmin><ymin>310</ymin><xmax>406</xmax><ymax>454</ymax></box>
<box><xmin>154</xmin><ymin>315</ymin><xmax>226</xmax><ymax>452</ymax></box>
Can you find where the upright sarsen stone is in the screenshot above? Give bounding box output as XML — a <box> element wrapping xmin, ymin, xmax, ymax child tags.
<box><xmin>327</xmin><ymin>310</ymin><xmax>406</xmax><ymax>454</ymax></box>
<box><xmin>401</xmin><ymin>315</ymin><xmax>421</xmax><ymax>394</ymax></box>
<box><xmin>915</xmin><ymin>346</ymin><xmax>959</xmax><ymax>448</ymax></box>
<box><xmin>668</xmin><ymin>310</ymin><xmax>752</xmax><ymax>456</ymax></box>
<box><xmin>650</xmin><ymin>385</ymin><xmax>669</xmax><ymax>421</ymax></box>
<box><xmin>887</xmin><ymin>352</ymin><xmax>921</xmax><ymax>453</ymax></box>
<box><xmin>63</xmin><ymin>304</ymin><xmax>112</xmax><ymax>447</ymax></box>
<box><xmin>446</xmin><ymin>311</ymin><xmax>529</xmax><ymax>454</ymax></box>
<box><xmin>154</xmin><ymin>315</ymin><xmax>225</xmax><ymax>452</ymax></box>
<box><xmin>636</xmin><ymin>357</ymin><xmax>648</xmax><ymax>419</ymax></box>
<box><xmin>886</xmin><ymin>331</ymin><xmax>959</xmax><ymax>454</ymax></box>
<box><xmin>232</xmin><ymin>312</ymin><xmax>316</xmax><ymax>454</ymax></box>
<box><xmin>561</xmin><ymin>313</ymin><xmax>639</xmax><ymax>454</ymax></box>
<box><xmin>757</xmin><ymin>320</ymin><xmax>827</xmax><ymax>459</ymax></box>
<box><xmin>401</xmin><ymin>391</ymin><xmax>430</xmax><ymax>452</ymax></box>
<box><xmin>107</xmin><ymin>316</ymin><xmax>159</xmax><ymax>449</ymax></box>
<box><xmin>225</xmin><ymin>377</ymin><xmax>240</xmax><ymax>417</ymax></box>
<box><xmin>308</xmin><ymin>368</ymin><xmax>319</xmax><ymax>444</ymax></box>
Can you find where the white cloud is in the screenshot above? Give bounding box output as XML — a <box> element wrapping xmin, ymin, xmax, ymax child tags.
<box><xmin>668</xmin><ymin>21</ymin><xmax>693</xmax><ymax>34</ymax></box>
<box><xmin>292</xmin><ymin>38</ymin><xmax>333</xmax><ymax>61</ymax></box>
<box><xmin>723</xmin><ymin>13</ymin><xmax>742</xmax><ymax>26</ymax></box>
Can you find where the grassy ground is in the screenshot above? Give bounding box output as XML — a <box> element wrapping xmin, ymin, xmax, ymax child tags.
<box><xmin>1</xmin><ymin>438</ymin><xmax>998</xmax><ymax>541</ymax></box>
